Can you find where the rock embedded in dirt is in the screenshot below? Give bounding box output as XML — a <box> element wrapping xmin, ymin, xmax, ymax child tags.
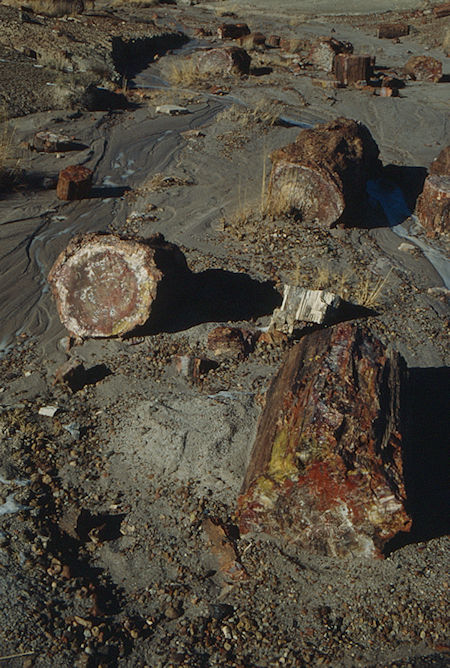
<box><xmin>237</xmin><ymin>322</ymin><xmax>411</xmax><ymax>558</ymax></box>
<box><xmin>207</xmin><ymin>326</ymin><xmax>253</xmax><ymax>358</ymax></box>
<box><xmin>404</xmin><ymin>55</ymin><xmax>442</xmax><ymax>82</ymax></box>
<box><xmin>308</xmin><ymin>37</ymin><xmax>353</xmax><ymax>73</ymax></box>
<box><xmin>48</xmin><ymin>233</ymin><xmax>189</xmax><ymax>338</ymax></box>
<box><xmin>56</xmin><ymin>165</ymin><xmax>93</xmax><ymax>201</ymax></box>
<box><xmin>217</xmin><ymin>23</ymin><xmax>251</xmax><ymax>40</ymax></box>
<box><xmin>377</xmin><ymin>23</ymin><xmax>409</xmax><ymax>39</ymax></box>
<box><xmin>268</xmin><ymin>117</ymin><xmax>381</xmax><ymax>226</ymax></box>
<box><xmin>433</xmin><ymin>2</ymin><xmax>450</xmax><ymax>18</ymax></box>
<box><xmin>174</xmin><ymin>355</ymin><xmax>218</xmax><ymax>381</ymax></box>
<box><xmin>267</xmin><ymin>34</ymin><xmax>281</xmax><ymax>48</ymax></box>
<box><xmin>415</xmin><ymin>174</ymin><xmax>450</xmax><ymax>237</ymax></box>
<box><xmin>429</xmin><ymin>145</ymin><xmax>450</xmax><ymax>176</ymax></box>
<box><xmin>334</xmin><ymin>53</ymin><xmax>373</xmax><ymax>85</ymax></box>
<box><xmin>194</xmin><ymin>46</ymin><xmax>251</xmax><ymax>75</ymax></box>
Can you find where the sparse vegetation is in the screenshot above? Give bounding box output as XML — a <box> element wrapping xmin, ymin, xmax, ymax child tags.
<box><xmin>167</xmin><ymin>58</ymin><xmax>208</xmax><ymax>88</ymax></box>
<box><xmin>218</xmin><ymin>100</ymin><xmax>280</xmax><ymax>130</ymax></box>
<box><xmin>0</xmin><ymin>108</ymin><xmax>15</xmax><ymax>191</ymax></box>
<box><xmin>8</xmin><ymin>0</ymin><xmax>85</xmax><ymax>17</ymax></box>
<box><xmin>38</xmin><ymin>50</ymin><xmax>72</xmax><ymax>72</ymax></box>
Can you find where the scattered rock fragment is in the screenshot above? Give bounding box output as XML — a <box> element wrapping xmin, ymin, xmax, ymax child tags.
<box><xmin>207</xmin><ymin>326</ymin><xmax>255</xmax><ymax>358</ymax></box>
<box><xmin>217</xmin><ymin>23</ymin><xmax>250</xmax><ymax>40</ymax></box>
<box><xmin>155</xmin><ymin>104</ymin><xmax>190</xmax><ymax>115</ymax></box>
<box><xmin>267</xmin><ymin>35</ymin><xmax>280</xmax><ymax>48</ymax></box>
<box><xmin>237</xmin><ymin>322</ymin><xmax>411</xmax><ymax>557</ymax></box>
<box><xmin>56</xmin><ymin>165</ymin><xmax>93</xmax><ymax>201</ymax></box>
<box><xmin>334</xmin><ymin>53</ymin><xmax>372</xmax><ymax>85</ymax></box>
<box><xmin>270</xmin><ymin>285</ymin><xmax>342</xmax><ymax>333</ymax></box>
<box><xmin>203</xmin><ymin>517</ymin><xmax>247</xmax><ymax>582</ymax></box>
<box><xmin>429</xmin><ymin>145</ymin><xmax>450</xmax><ymax>176</ymax></box>
<box><xmin>377</xmin><ymin>23</ymin><xmax>409</xmax><ymax>39</ymax></box>
<box><xmin>194</xmin><ymin>46</ymin><xmax>251</xmax><ymax>75</ymax></box>
<box><xmin>416</xmin><ymin>174</ymin><xmax>450</xmax><ymax>237</ymax></box>
<box><xmin>404</xmin><ymin>55</ymin><xmax>442</xmax><ymax>82</ymax></box>
<box><xmin>174</xmin><ymin>355</ymin><xmax>218</xmax><ymax>381</ymax></box>
<box><xmin>308</xmin><ymin>37</ymin><xmax>353</xmax><ymax>73</ymax></box>
<box><xmin>32</xmin><ymin>131</ymin><xmax>78</xmax><ymax>153</ymax></box>
<box><xmin>239</xmin><ymin>32</ymin><xmax>266</xmax><ymax>49</ymax></box>
<box><xmin>38</xmin><ymin>405</ymin><xmax>59</xmax><ymax>417</ymax></box>
<box><xmin>433</xmin><ymin>2</ymin><xmax>450</xmax><ymax>18</ymax></box>
<box><xmin>268</xmin><ymin>117</ymin><xmax>381</xmax><ymax>226</ymax></box>
<box><xmin>48</xmin><ymin>233</ymin><xmax>189</xmax><ymax>338</ymax></box>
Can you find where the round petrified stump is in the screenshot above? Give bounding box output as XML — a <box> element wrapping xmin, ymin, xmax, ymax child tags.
<box><xmin>48</xmin><ymin>233</ymin><xmax>186</xmax><ymax>338</ymax></box>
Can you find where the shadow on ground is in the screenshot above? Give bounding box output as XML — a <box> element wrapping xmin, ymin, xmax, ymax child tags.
<box><xmin>135</xmin><ymin>268</ymin><xmax>282</xmax><ymax>334</ymax></box>
<box><xmin>386</xmin><ymin>366</ymin><xmax>450</xmax><ymax>554</ymax></box>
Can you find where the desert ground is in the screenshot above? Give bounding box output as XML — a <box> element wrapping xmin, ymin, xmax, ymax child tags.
<box><xmin>0</xmin><ymin>0</ymin><xmax>449</xmax><ymax>666</ymax></box>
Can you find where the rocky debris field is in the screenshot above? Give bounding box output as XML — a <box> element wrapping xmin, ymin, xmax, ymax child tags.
<box><xmin>0</xmin><ymin>0</ymin><xmax>449</xmax><ymax>667</ymax></box>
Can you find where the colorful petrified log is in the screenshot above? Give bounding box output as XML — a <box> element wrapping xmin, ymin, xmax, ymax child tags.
<box><xmin>268</xmin><ymin>117</ymin><xmax>381</xmax><ymax>226</ymax></box>
<box><xmin>237</xmin><ymin>322</ymin><xmax>411</xmax><ymax>558</ymax></box>
<box><xmin>48</xmin><ymin>233</ymin><xmax>188</xmax><ymax>338</ymax></box>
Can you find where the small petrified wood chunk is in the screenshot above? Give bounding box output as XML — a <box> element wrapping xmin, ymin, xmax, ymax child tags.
<box><xmin>207</xmin><ymin>326</ymin><xmax>251</xmax><ymax>358</ymax></box>
<box><xmin>404</xmin><ymin>55</ymin><xmax>442</xmax><ymax>82</ymax></box>
<box><xmin>217</xmin><ymin>23</ymin><xmax>250</xmax><ymax>40</ymax></box>
<box><xmin>308</xmin><ymin>37</ymin><xmax>353</xmax><ymax>73</ymax></box>
<box><xmin>48</xmin><ymin>233</ymin><xmax>188</xmax><ymax>338</ymax></box>
<box><xmin>194</xmin><ymin>47</ymin><xmax>251</xmax><ymax>75</ymax></box>
<box><xmin>429</xmin><ymin>145</ymin><xmax>450</xmax><ymax>176</ymax></box>
<box><xmin>334</xmin><ymin>54</ymin><xmax>372</xmax><ymax>85</ymax></box>
<box><xmin>237</xmin><ymin>322</ymin><xmax>411</xmax><ymax>558</ymax></box>
<box><xmin>377</xmin><ymin>23</ymin><xmax>409</xmax><ymax>39</ymax></box>
<box><xmin>56</xmin><ymin>165</ymin><xmax>93</xmax><ymax>200</ymax></box>
<box><xmin>268</xmin><ymin>117</ymin><xmax>380</xmax><ymax>226</ymax></box>
<box><xmin>433</xmin><ymin>2</ymin><xmax>450</xmax><ymax>18</ymax></box>
<box><xmin>416</xmin><ymin>175</ymin><xmax>450</xmax><ymax>237</ymax></box>
<box><xmin>33</xmin><ymin>131</ymin><xmax>76</xmax><ymax>153</ymax></box>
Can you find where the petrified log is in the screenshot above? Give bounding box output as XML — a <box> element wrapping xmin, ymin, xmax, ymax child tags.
<box><xmin>48</xmin><ymin>233</ymin><xmax>188</xmax><ymax>338</ymax></box>
<box><xmin>404</xmin><ymin>55</ymin><xmax>442</xmax><ymax>82</ymax></box>
<box><xmin>217</xmin><ymin>23</ymin><xmax>250</xmax><ymax>40</ymax></box>
<box><xmin>429</xmin><ymin>145</ymin><xmax>450</xmax><ymax>176</ymax></box>
<box><xmin>415</xmin><ymin>175</ymin><xmax>450</xmax><ymax>237</ymax></box>
<box><xmin>433</xmin><ymin>2</ymin><xmax>450</xmax><ymax>18</ymax></box>
<box><xmin>237</xmin><ymin>322</ymin><xmax>411</xmax><ymax>558</ymax></box>
<box><xmin>334</xmin><ymin>53</ymin><xmax>372</xmax><ymax>85</ymax></box>
<box><xmin>308</xmin><ymin>37</ymin><xmax>353</xmax><ymax>73</ymax></box>
<box><xmin>56</xmin><ymin>165</ymin><xmax>93</xmax><ymax>201</ymax></box>
<box><xmin>194</xmin><ymin>47</ymin><xmax>251</xmax><ymax>75</ymax></box>
<box><xmin>270</xmin><ymin>285</ymin><xmax>342</xmax><ymax>333</ymax></box>
<box><xmin>377</xmin><ymin>23</ymin><xmax>409</xmax><ymax>39</ymax></box>
<box><xmin>268</xmin><ymin>117</ymin><xmax>381</xmax><ymax>226</ymax></box>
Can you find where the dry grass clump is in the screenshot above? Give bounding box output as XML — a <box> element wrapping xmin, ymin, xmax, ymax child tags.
<box><xmin>218</xmin><ymin>100</ymin><xmax>280</xmax><ymax>129</ymax></box>
<box><xmin>111</xmin><ymin>0</ymin><xmax>159</xmax><ymax>7</ymax></box>
<box><xmin>13</xmin><ymin>0</ymin><xmax>85</xmax><ymax>17</ymax></box>
<box><xmin>0</xmin><ymin>109</ymin><xmax>15</xmax><ymax>191</ymax></box>
<box><xmin>38</xmin><ymin>50</ymin><xmax>72</xmax><ymax>72</ymax></box>
<box><xmin>167</xmin><ymin>59</ymin><xmax>209</xmax><ymax>88</ymax></box>
<box><xmin>291</xmin><ymin>262</ymin><xmax>392</xmax><ymax>308</ymax></box>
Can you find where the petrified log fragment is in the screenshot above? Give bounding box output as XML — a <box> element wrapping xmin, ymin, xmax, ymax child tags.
<box><xmin>334</xmin><ymin>53</ymin><xmax>372</xmax><ymax>85</ymax></box>
<box><xmin>237</xmin><ymin>323</ymin><xmax>411</xmax><ymax>558</ymax></box>
<box><xmin>268</xmin><ymin>117</ymin><xmax>380</xmax><ymax>226</ymax></box>
<box><xmin>239</xmin><ymin>32</ymin><xmax>266</xmax><ymax>49</ymax></box>
<box><xmin>194</xmin><ymin>47</ymin><xmax>251</xmax><ymax>75</ymax></box>
<box><xmin>56</xmin><ymin>165</ymin><xmax>93</xmax><ymax>200</ymax></box>
<box><xmin>174</xmin><ymin>355</ymin><xmax>218</xmax><ymax>381</ymax></box>
<box><xmin>48</xmin><ymin>233</ymin><xmax>188</xmax><ymax>338</ymax></box>
<box><xmin>429</xmin><ymin>145</ymin><xmax>450</xmax><ymax>176</ymax></box>
<box><xmin>416</xmin><ymin>175</ymin><xmax>450</xmax><ymax>237</ymax></box>
<box><xmin>32</xmin><ymin>131</ymin><xmax>76</xmax><ymax>153</ymax></box>
<box><xmin>377</xmin><ymin>23</ymin><xmax>409</xmax><ymax>39</ymax></box>
<box><xmin>270</xmin><ymin>285</ymin><xmax>342</xmax><ymax>333</ymax></box>
<box><xmin>433</xmin><ymin>2</ymin><xmax>450</xmax><ymax>18</ymax></box>
<box><xmin>217</xmin><ymin>23</ymin><xmax>250</xmax><ymax>40</ymax></box>
<box><xmin>308</xmin><ymin>37</ymin><xmax>353</xmax><ymax>73</ymax></box>
<box><xmin>404</xmin><ymin>55</ymin><xmax>442</xmax><ymax>82</ymax></box>
<box><xmin>267</xmin><ymin>35</ymin><xmax>280</xmax><ymax>48</ymax></box>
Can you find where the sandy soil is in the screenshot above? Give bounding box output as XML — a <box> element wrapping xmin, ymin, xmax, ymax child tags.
<box><xmin>0</xmin><ymin>0</ymin><xmax>449</xmax><ymax>666</ymax></box>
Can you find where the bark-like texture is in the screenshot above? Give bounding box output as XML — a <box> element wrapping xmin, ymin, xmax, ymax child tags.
<box><xmin>334</xmin><ymin>54</ymin><xmax>372</xmax><ymax>85</ymax></box>
<box><xmin>56</xmin><ymin>165</ymin><xmax>93</xmax><ymax>200</ymax></box>
<box><xmin>268</xmin><ymin>117</ymin><xmax>381</xmax><ymax>226</ymax></box>
<box><xmin>416</xmin><ymin>175</ymin><xmax>450</xmax><ymax>237</ymax></box>
<box><xmin>404</xmin><ymin>55</ymin><xmax>442</xmax><ymax>82</ymax></box>
<box><xmin>429</xmin><ymin>145</ymin><xmax>450</xmax><ymax>176</ymax></box>
<box><xmin>195</xmin><ymin>47</ymin><xmax>251</xmax><ymax>75</ymax></box>
<box><xmin>48</xmin><ymin>233</ymin><xmax>188</xmax><ymax>338</ymax></box>
<box><xmin>237</xmin><ymin>323</ymin><xmax>411</xmax><ymax>558</ymax></box>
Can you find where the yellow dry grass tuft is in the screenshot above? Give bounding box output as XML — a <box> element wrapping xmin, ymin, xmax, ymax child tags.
<box><xmin>167</xmin><ymin>59</ymin><xmax>209</xmax><ymax>88</ymax></box>
<box><xmin>0</xmin><ymin>109</ymin><xmax>14</xmax><ymax>191</ymax></box>
<box><xmin>14</xmin><ymin>0</ymin><xmax>85</xmax><ymax>17</ymax></box>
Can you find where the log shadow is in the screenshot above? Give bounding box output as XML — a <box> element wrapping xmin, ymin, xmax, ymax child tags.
<box><xmin>364</xmin><ymin>165</ymin><xmax>427</xmax><ymax>229</ymax></box>
<box><xmin>382</xmin><ymin>164</ymin><xmax>428</xmax><ymax>212</ymax></box>
<box><xmin>135</xmin><ymin>268</ymin><xmax>282</xmax><ymax>334</ymax></box>
<box><xmin>385</xmin><ymin>366</ymin><xmax>450</xmax><ymax>554</ymax></box>
<box><xmin>90</xmin><ymin>185</ymin><xmax>131</xmax><ymax>199</ymax></box>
